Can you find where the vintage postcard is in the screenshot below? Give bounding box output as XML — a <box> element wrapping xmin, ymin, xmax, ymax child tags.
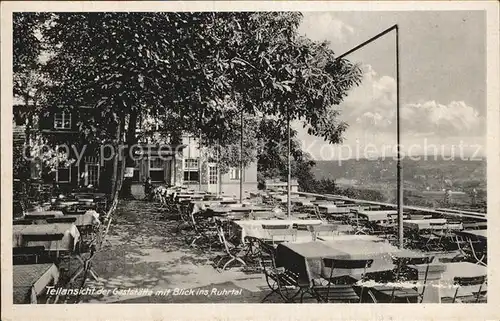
<box><xmin>1</xmin><ymin>1</ymin><xmax>499</xmax><ymax>320</ymax></box>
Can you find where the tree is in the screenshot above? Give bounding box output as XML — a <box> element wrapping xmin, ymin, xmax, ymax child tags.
<box><xmin>256</xmin><ymin>118</ymin><xmax>317</xmax><ymax>190</ymax></box>
<box><xmin>13</xmin><ymin>12</ymin><xmax>55</xmax><ymax>204</ymax></box>
<box><xmin>13</xmin><ymin>12</ymin><xmax>45</xmax><ymax>86</ymax></box>
<box><xmin>203</xmin><ymin>112</ymin><xmax>262</xmax><ymax>174</ymax></box>
<box><xmin>37</xmin><ymin>12</ymin><xmax>362</xmax><ymax>215</ymax></box>
<box><xmin>13</xmin><ymin>12</ymin><xmax>50</xmax><ymax>131</ymax></box>
<box><xmin>212</xmin><ymin>12</ymin><xmax>362</xmax><ymax>143</ymax></box>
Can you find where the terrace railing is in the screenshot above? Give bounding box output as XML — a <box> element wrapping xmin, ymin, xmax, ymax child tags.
<box><xmin>292</xmin><ymin>191</ymin><xmax>486</xmax><ymax>222</ymax></box>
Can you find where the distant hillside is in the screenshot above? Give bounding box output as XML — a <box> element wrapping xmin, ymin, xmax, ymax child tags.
<box><xmin>311</xmin><ymin>157</ymin><xmax>486</xmax><ymax>208</ymax></box>
<box><xmin>312</xmin><ymin>157</ymin><xmax>485</xmax><ymax>189</ymax></box>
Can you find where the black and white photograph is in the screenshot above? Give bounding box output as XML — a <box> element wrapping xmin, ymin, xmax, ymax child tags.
<box><xmin>1</xmin><ymin>1</ymin><xmax>499</xmax><ymax>320</ymax></box>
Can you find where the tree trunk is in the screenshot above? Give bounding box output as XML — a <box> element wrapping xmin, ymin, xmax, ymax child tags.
<box><xmin>105</xmin><ymin>119</ymin><xmax>124</xmax><ymax>219</ymax></box>
<box><xmin>120</xmin><ymin>109</ymin><xmax>139</xmax><ymax>199</ymax></box>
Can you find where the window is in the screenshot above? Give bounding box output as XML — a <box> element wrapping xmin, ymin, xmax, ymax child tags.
<box><xmin>56</xmin><ymin>163</ymin><xmax>71</xmax><ymax>183</ymax></box>
<box><xmin>184</xmin><ymin>158</ymin><xmax>199</xmax><ymax>183</ymax></box>
<box><xmin>183</xmin><ymin>171</ymin><xmax>200</xmax><ymax>182</ymax></box>
<box><xmin>208</xmin><ymin>165</ymin><xmax>218</xmax><ymax>184</ymax></box>
<box><xmin>184</xmin><ymin>158</ymin><xmax>198</xmax><ymax>169</ymax></box>
<box><xmin>207</xmin><ymin>164</ymin><xmax>218</xmax><ymax>193</ymax></box>
<box><xmin>229</xmin><ymin>167</ymin><xmax>241</xmax><ymax>180</ymax></box>
<box><xmin>54</xmin><ymin>111</ymin><xmax>72</xmax><ymax>129</ymax></box>
<box><xmin>84</xmin><ymin>157</ymin><xmax>100</xmax><ymax>187</ymax></box>
<box><xmin>149</xmin><ymin>157</ymin><xmax>164</xmax><ymax>182</ymax></box>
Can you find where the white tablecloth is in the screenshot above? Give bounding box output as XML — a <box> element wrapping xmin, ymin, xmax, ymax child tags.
<box><xmin>13</xmin><ymin>223</ymin><xmax>80</xmax><ymax>251</ymax></box>
<box><xmin>357</xmin><ymin>210</ymin><xmax>398</xmax><ymax>222</ymax></box>
<box><xmin>234</xmin><ymin>219</ymin><xmax>323</xmax><ymax>242</ymax></box>
<box><xmin>403</xmin><ymin>218</ymin><xmax>447</xmax><ymax>230</ymax></box>
<box><xmin>440</xmin><ymin>262</ymin><xmax>487</xmax><ymax>298</ymax></box>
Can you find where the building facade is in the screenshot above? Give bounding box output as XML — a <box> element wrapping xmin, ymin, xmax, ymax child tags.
<box><xmin>15</xmin><ymin>104</ymin><xmax>258</xmax><ymax>199</ymax></box>
<box><xmin>181</xmin><ymin>135</ymin><xmax>259</xmax><ymax>199</ymax></box>
<box><xmin>128</xmin><ymin>134</ymin><xmax>259</xmax><ymax>200</ymax></box>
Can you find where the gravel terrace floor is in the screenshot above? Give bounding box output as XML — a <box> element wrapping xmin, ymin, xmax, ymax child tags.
<box><xmin>71</xmin><ymin>199</ymin><xmax>465</xmax><ymax>304</ymax></box>
<box><xmin>78</xmin><ymin>199</ymin><xmax>286</xmax><ymax>303</ymax></box>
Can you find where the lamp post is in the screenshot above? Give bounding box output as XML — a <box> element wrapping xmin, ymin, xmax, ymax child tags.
<box><xmin>335</xmin><ymin>24</ymin><xmax>403</xmax><ymax>248</ymax></box>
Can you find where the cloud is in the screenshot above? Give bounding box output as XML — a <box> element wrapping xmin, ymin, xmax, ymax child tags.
<box><xmin>401</xmin><ymin>101</ymin><xmax>481</xmax><ymax>135</ymax></box>
<box><xmin>299</xmin><ymin>13</ymin><xmax>354</xmax><ymax>44</ymax></box>
<box><xmin>341</xmin><ymin>65</ymin><xmax>396</xmax><ymax>127</ymax></box>
<box><xmin>341</xmin><ymin>65</ymin><xmax>483</xmax><ymax>137</ymax></box>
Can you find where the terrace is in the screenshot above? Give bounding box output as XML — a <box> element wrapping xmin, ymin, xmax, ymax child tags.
<box><xmin>12</xmin><ymin>186</ymin><xmax>487</xmax><ymax>304</ymax></box>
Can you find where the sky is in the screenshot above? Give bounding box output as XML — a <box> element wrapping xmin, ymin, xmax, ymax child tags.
<box><xmin>296</xmin><ymin>11</ymin><xmax>486</xmax><ymax>160</ymax></box>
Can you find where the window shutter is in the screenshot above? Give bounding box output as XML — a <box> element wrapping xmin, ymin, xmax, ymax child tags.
<box><xmin>164</xmin><ymin>160</ymin><xmax>171</xmax><ymax>184</ymax></box>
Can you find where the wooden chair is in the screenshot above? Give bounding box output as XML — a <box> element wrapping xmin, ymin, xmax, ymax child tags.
<box><xmin>95</xmin><ymin>198</ymin><xmax>108</xmax><ymax>213</ymax></box>
<box><xmin>24</xmin><ymin>214</ymin><xmax>56</xmax><ymax>220</ymax></box>
<box><xmin>24</xmin><ymin>233</ymin><xmax>64</xmax><ymax>242</ymax></box>
<box><xmin>451</xmin><ymin>275</ymin><xmax>487</xmax><ymax>303</ymax></box>
<box><xmin>195</xmin><ymin>218</ymin><xmax>221</xmax><ymax>250</ymax></box>
<box><xmin>261</xmin><ymin>224</ymin><xmax>295</xmax><ymax>245</ymax></box>
<box><xmin>251</xmin><ymin>212</ymin><xmax>276</xmax><ymax>220</ymax></box>
<box><xmin>430</xmin><ymin>222</ymin><xmax>462</xmax><ymax>251</ymax></box>
<box><xmin>241</xmin><ymin>236</ymin><xmax>263</xmax><ymax>268</ymax></box>
<box><xmin>419</xmin><ymin>222</ymin><xmax>447</xmax><ymax>251</ymax></box>
<box><xmin>225</xmin><ymin>212</ymin><xmax>248</xmax><ymax>221</ymax></box>
<box><xmin>261</xmin><ymin>224</ymin><xmax>291</xmax><ymax>230</ymax></box>
<box><xmin>292</xmin><ymin>223</ymin><xmax>309</xmax><ymax>231</ymax></box>
<box><xmin>13</xmin><ymin>219</ymin><xmax>34</xmax><ymax>225</ymax></box>
<box><xmin>13</xmin><ymin>246</ymin><xmax>51</xmax><ymax>265</ymax></box>
<box><xmin>371</xmin><ymin>256</ymin><xmax>434</xmax><ymax>303</ymax></box>
<box><xmin>267</xmin><ymin>229</ymin><xmax>297</xmax><ymax>245</ymax></box>
<box><xmin>349</xmin><ymin>215</ymin><xmax>374</xmax><ymax>235</ymax></box>
<box><xmin>462</xmin><ymin>222</ymin><xmax>487</xmax><ymax>230</ymax></box>
<box><xmin>257</xmin><ymin>238</ymin><xmax>306</xmax><ymax>303</ymax></box>
<box><xmin>63</xmin><ymin>205</ymin><xmax>90</xmax><ymax>215</ymax></box>
<box><xmin>46</xmin><ymin>217</ymin><xmax>77</xmax><ymax>224</ymax></box>
<box><xmin>13</xmin><ymin>200</ymin><xmax>26</xmax><ymax>217</ymax></box>
<box><xmin>453</xmin><ymin>232</ymin><xmax>487</xmax><ymax>266</ymax></box>
<box><xmin>214</xmin><ymin>222</ymin><xmax>246</xmax><ymax>271</ymax></box>
<box><xmin>325</xmin><ymin>209</ymin><xmax>352</xmax><ymax>225</ymax></box>
<box><xmin>176</xmin><ymin>203</ymin><xmax>193</xmax><ymax>233</ymax></box>
<box><xmin>309</xmin><ymin>258</ymin><xmax>375</xmax><ymax>303</ymax></box>
<box><xmin>410</xmin><ymin>214</ymin><xmax>431</xmax><ymax>220</ymax></box>
<box><xmin>307</xmin><ymin>224</ymin><xmax>338</xmax><ymax>240</ymax></box>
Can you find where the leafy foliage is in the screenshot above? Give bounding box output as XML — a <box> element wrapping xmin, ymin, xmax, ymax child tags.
<box><xmin>256</xmin><ymin>117</ymin><xmax>316</xmax><ymax>190</ymax></box>
<box><xmin>13</xmin><ymin>13</ymin><xmax>44</xmax><ymax>74</ymax></box>
<box><xmin>203</xmin><ymin>113</ymin><xmax>262</xmax><ymax>174</ymax></box>
<box><xmin>40</xmin><ymin>12</ymin><xmax>361</xmax><ymax>145</ymax></box>
<box><xmin>13</xmin><ymin>13</ymin><xmax>55</xmax><ymax>185</ymax></box>
<box><xmin>15</xmin><ymin>12</ymin><xmax>364</xmax><ymax>206</ymax></box>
